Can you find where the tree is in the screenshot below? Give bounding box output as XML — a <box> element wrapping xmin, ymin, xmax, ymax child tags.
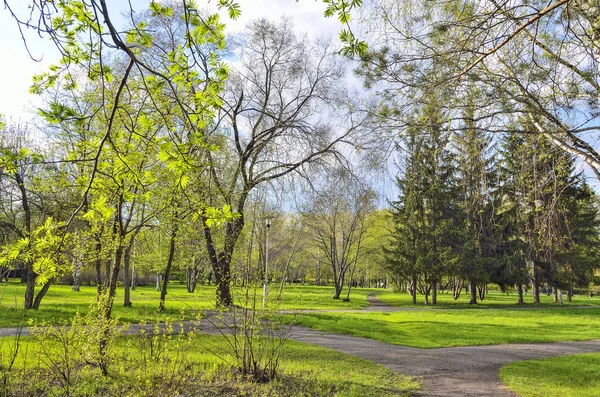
<box><xmin>0</xmin><ymin>123</ymin><xmax>68</xmax><ymax>309</ymax></box>
<box><xmin>200</xmin><ymin>18</ymin><xmax>365</xmax><ymax>306</ymax></box>
<box><xmin>304</xmin><ymin>171</ymin><xmax>375</xmax><ymax>300</ymax></box>
<box><xmin>559</xmin><ymin>182</ymin><xmax>600</xmax><ymax>301</ymax></box>
<box><xmin>386</xmin><ymin>98</ymin><xmax>460</xmax><ymax>305</ymax></box>
<box><xmin>453</xmin><ymin>98</ymin><xmax>497</xmax><ymax>304</ymax></box>
<box><xmin>497</xmin><ymin>121</ymin><xmax>582</xmax><ymax>303</ymax></box>
<box><xmin>353</xmin><ymin>0</ymin><xmax>600</xmax><ymax>182</ymax></box>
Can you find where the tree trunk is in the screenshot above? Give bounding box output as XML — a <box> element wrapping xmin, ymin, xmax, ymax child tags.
<box><xmin>531</xmin><ymin>261</ymin><xmax>541</xmax><ymax>303</ymax></box>
<box><xmin>344</xmin><ymin>260</ymin><xmax>358</xmax><ymax>302</ymax></box>
<box><xmin>333</xmin><ymin>276</ymin><xmax>343</xmax><ymax>299</ymax></box>
<box><xmin>568</xmin><ymin>285</ymin><xmax>573</xmax><ymax>303</ymax></box>
<box><xmin>411</xmin><ymin>276</ymin><xmax>417</xmax><ymax>304</ymax></box>
<box><xmin>106</xmin><ymin>244</ymin><xmax>124</xmax><ymax>314</ymax></box>
<box><xmin>95</xmin><ymin>236</ymin><xmax>103</xmax><ymax>294</ymax></box>
<box><xmin>202</xmin><ymin>214</ymin><xmax>245</xmax><ymax>307</ymax></box>
<box><xmin>131</xmin><ymin>264</ymin><xmax>136</xmax><ymax>291</ymax></box>
<box><xmin>23</xmin><ymin>262</ymin><xmax>35</xmax><ymax>310</ymax></box>
<box><xmin>72</xmin><ymin>269</ymin><xmax>81</xmax><ymax>292</ymax></box>
<box><xmin>16</xmin><ymin>173</ymin><xmax>34</xmax><ymax>309</ymax></box>
<box><xmin>214</xmin><ymin>255</ymin><xmax>232</xmax><ymax>306</ymax></box>
<box><xmin>517</xmin><ymin>284</ymin><xmax>524</xmax><ymax>305</ymax></box>
<box><xmin>72</xmin><ymin>253</ymin><xmax>82</xmax><ymax>292</ymax></box>
<box><xmin>469</xmin><ymin>279</ymin><xmax>477</xmax><ymax>304</ymax></box>
<box><xmin>186</xmin><ymin>267</ymin><xmax>198</xmax><ymax>293</ymax></box>
<box><xmin>123</xmin><ymin>239</ymin><xmax>134</xmax><ymax>307</ymax></box>
<box><xmin>431</xmin><ymin>281</ymin><xmax>437</xmax><ymax>305</ymax></box>
<box><xmin>453</xmin><ymin>278</ymin><xmax>462</xmax><ymax>300</ymax></box>
<box><xmin>159</xmin><ymin>224</ymin><xmax>178</xmax><ymax>313</ymax></box>
<box><xmin>32</xmin><ymin>283</ymin><xmax>50</xmax><ymax>310</ymax></box>
<box><xmin>478</xmin><ymin>284</ymin><xmax>485</xmax><ymax>301</ymax></box>
<box><xmin>552</xmin><ymin>285</ymin><xmax>558</xmax><ymax>303</ymax></box>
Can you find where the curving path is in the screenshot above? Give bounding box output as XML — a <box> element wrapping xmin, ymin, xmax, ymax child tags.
<box><xmin>290</xmin><ymin>326</ymin><xmax>600</xmax><ymax>396</ymax></box>
<box><xmin>2</xmin><ymin>296</ymin><xmax>600</xmax><ymax>396</ymax></box>
<box><xmin>290</xmin><ymin>295</ymin><xmax>600</xmax><ymax>396</ymax></box>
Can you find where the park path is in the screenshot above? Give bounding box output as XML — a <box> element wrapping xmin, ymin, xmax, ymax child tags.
<box><xmin>290</xmin><ymin>325</ymin><xmax>600</xmax><ymax>397</ymax></box>
<box><xmin>289</xmin><ymin>295</ymin><xmax>600</xmax><ymax>396</ymax></box>
<box><xmin>2</xmin><ymin>296</ymin><xmax>600</xmax><ymax>396</ymax></box>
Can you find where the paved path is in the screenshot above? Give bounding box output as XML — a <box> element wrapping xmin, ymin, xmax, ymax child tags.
<box><xmin>290</xmin><ymin>326</ymin><xmax>600</xmax><ymax>396</ymax></box>
<box><xmin>3</xmin><ymin>296</ymin><xmax>600</xmax><ymax>396</ymax></box>
<box><xmin>288</xmin><ymin>295</ymin><xmax>600</xmax><ymax>396</ymax></box>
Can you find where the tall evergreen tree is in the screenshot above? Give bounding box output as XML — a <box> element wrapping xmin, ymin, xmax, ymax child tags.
<box><xmin>386</xmin><ymin>98</ymin><xmax>460</xmax><ymax>305</ymax></box>
<box><xmin>454</xmin><ymin>102</ymin><xmax>496</xmax><ymax>304</ymax></box>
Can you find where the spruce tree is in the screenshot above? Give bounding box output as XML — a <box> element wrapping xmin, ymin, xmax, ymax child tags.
<box><xmin>386</xmin><ymin>98</ymin><xmax>460</xmax><ymax>305</ymax></box>
<box><xmin>454</xmin><ymin>103</ymin><xmax>496</xmax><ymax>304</ymax></box>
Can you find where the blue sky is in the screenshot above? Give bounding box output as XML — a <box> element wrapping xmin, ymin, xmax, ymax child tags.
<box><xmin>0</xmin><ymin>0</ymin><xmax>340</xmax><ymax>123</ymax></box>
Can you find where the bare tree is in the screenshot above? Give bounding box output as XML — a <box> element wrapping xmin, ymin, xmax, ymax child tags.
<box><xmin>303</xmin><ymin>171</ymin><xmax>375</xmax><ymax>300</ymax></box>
<box><xmin>200</xmin><ymin>18</ymin><xmax>366</xmax><ymax>306</ymax></box>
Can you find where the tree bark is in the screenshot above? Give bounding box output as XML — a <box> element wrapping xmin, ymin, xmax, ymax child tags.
<box><xmin>123</xmin><ymin>239</ymin><xmax>134</xmax><ymax>307</ymax></box>
<box><xmin>159</xmin><ymin>224</ymin><xmax>178</xmax><ymax>313</ymax></box>
<box><xmin>95</xmin><ymin>235</ymin><xmax>103</xmax><ymax>295</ymax></box>
<box><xmin>23</xmin><ymin>262</ymin><xmax>35</xmax><ymax>310</ymax></box>
<box><xmin>530</xmin><ymin>260</ymin><xmax>541</xmax><ymax>303</ymax></box>
<box><xmin>16</xmin><ymin>172</ymin><xmax>34</xmax><ymax>310</ymax></box>
<box><xmin>478</xmin><ymin>284</ymin><xmax>485</xmax><ymax>301</ymax></box>
<box><xmin>202</xmin><ymin>212</ymin><xmax>245</xmax><ymax>307</ymax></box>
<box><xmin>453</xmin><ymin>278</ymin><xmax>462</xmax><ymax>300</ymax></box>
<box><xmin>517</xmin><ymin>283</ymin><xmax>525</xmax><ymax>305</ymax></box>
<box><xmin>32</xmin><ymin>283</ymin><xmax>50</xmax><ymax>310</ymax></box>
<box><xmin>186</xmin><ymin>267</ymin><xmax>198</xmax><ymax>293</ymax></box>
<box><xmin>469</xmin><ymin>278</ymin><xmax>477</xmax><ymax>304</ymax></box>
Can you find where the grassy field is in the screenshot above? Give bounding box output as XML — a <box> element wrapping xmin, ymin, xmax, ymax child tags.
<box><xmin>0</xmin><ymin>332</ymin><xmax>418</xmax><ymax>396</ymax></box>
<box><xmin>0</xmin><ymin>280</ymin><xmax>375</xmax><ymax>327</ymax></box>
<box><xmin>499</xmin><ymin>353</ymin><xmax>600</xmax><ymax>397</ymax></box>
<box><xmin>289</xmin><ymin>308</ymin><xmax>600</xmax><ymax>348</ymax></box>
<box><xmin>375</xmin><ymin>289</ymin><xmax>600</xmax><ymax>308</ymax></box>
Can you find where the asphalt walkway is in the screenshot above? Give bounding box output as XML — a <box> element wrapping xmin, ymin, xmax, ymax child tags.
<box><xmin>2</xmin><ymin>296</ymin><xmax>600</xmax><ymax>396</ymax></box>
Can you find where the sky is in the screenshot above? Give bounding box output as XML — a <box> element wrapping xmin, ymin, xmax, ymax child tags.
<box><xmin>0</xmin><ymin>0</ymin><xmax>341</xmax><ymax>123</ymax></box>
<box><xmin>0</xmin><ymin>1</ymin><xmax>595</xmax><ymax>197</ymax></box>
<box><xmin>0</xmin><ymin>1</ymin><xmax>397</xmax><ymax>205</ymax></box>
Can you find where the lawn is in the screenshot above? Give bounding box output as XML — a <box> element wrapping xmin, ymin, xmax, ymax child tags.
<box><xmin>0</xmin><ymin>332</ymin><xmax>418</xmax><ymax>396</ymax></box>
<box><xmin>289</xmin><ymin>308</ymin><xmax>600</xmax><ymax>348</ymax></box>
<box><xmin>0</xmin><ymin>280</ymin><xmax>375</xmax><ymax>327</ymax></box>
<box><xmin>375</xmin><ymin>289</ymin><xmax>600</xmax><ymax>308</ymax></box>
<box><xmin>499</xmin><ymin>353</ymin><xmax>600</xmax><ymax>397</ymax></box>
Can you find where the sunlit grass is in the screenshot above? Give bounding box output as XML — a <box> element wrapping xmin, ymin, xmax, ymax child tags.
<box><xmin>500</xmin><ymin>353</ymin><xmax>600</xmax><ymax>397</ymax></box>
<box><xmin>0</xmin><ymin>333</ymin><xmax>418</xmax><ymax>396</ymax></box>
<box><xmin>375</xmin><ymin>289</ymin><xmax>600</xmax><ymax>308</ymax></box>
<box><xmin>0</xmin><ymin>280</ymin><xmax>375</xmax><ymax>327</ymax></box>
<box><xmin>288</xmin><ymin>308</ymin><xmax>600</xmax><ymax>348</ymax></box>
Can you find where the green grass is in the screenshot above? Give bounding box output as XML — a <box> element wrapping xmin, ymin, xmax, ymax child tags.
<box><xmin>0</xmin><ymin>333</ymin><xmax>418</xmax><ymax>396</ymax></box>
<box><xmin>0</xmin><ymin>280</ymin><xmax>375</xmax><ymax>327</ymax></box>
<box><xmin>375</xmin><ymin>289</ymin><xmax>600</xmax><ymax>308</ymax></box>
<box><xmin>499</xmin><ymin>353</ymin><xmax>600</xmax><ymax>397</ymax></box>
<box><xmin>289</xmin><ymin>308</ymin><xmax>600</xmax><ymax>348</ymax></box>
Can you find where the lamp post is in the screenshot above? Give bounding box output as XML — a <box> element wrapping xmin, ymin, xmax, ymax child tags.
<box><xmin>263</xmin><ymin>217</ymin><xmax>272</xmax><ymax>307</ymax></box>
